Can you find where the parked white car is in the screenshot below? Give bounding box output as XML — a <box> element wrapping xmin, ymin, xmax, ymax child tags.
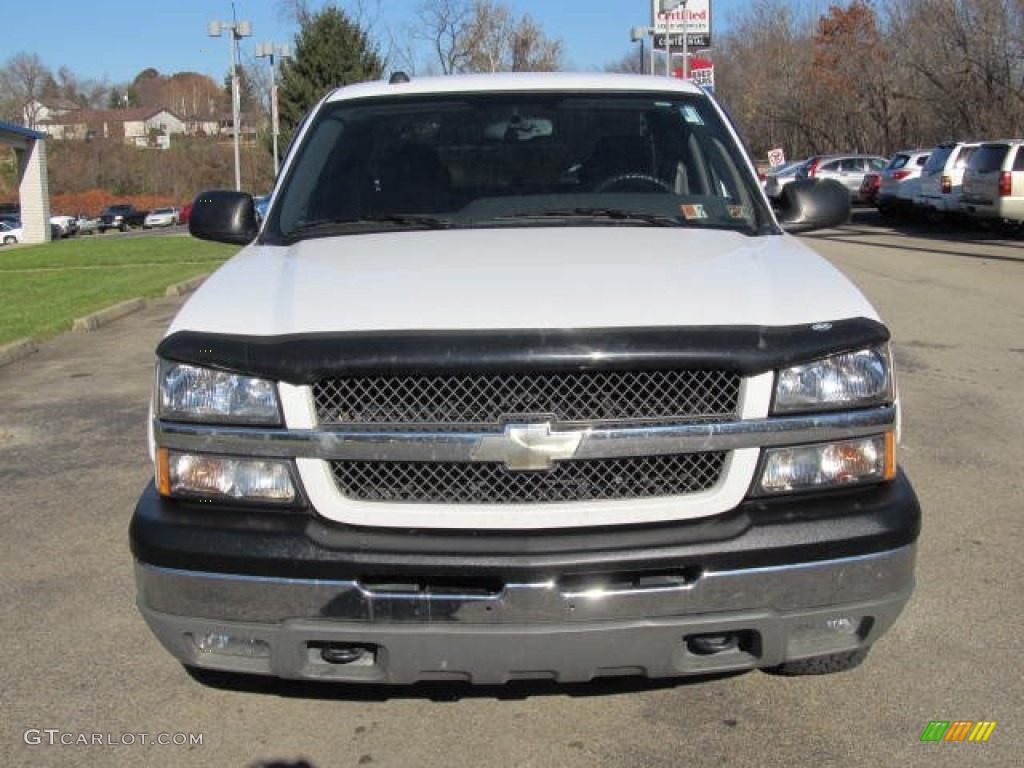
<box><xmin>0</xmin><ymin>221</ymin><xmax>23</xmax><ymax>245</ymax></box>
<box><xmin>50</xmin><ymin>214</ymin><xmax>78</xmax><ymax>237</ymax></box>
<box><xmin>143</xmin><ymin>207</ymin><xmax>180</xmax><ymax>228</ymax></box>
<box><xmin>76</xmin><ymin>214</ymin><xmax>100</xmax><ymax>235</ymax></box>
<box><xmin>877</xmin><ymin>149</ymin><xmax>931</xmax><ymax>217</ymax></box>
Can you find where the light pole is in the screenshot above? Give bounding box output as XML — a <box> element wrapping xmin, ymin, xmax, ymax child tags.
<box><xmin>681</xmin><ymin>0</ymin><xmax>689</xmax><ymax>80</ymax></box>
<box><xmin>255</xmin><ymin>41</ymin><xmax>291</xmax><ymax>174</ymax></box>
<box><xmin>630</xmin><ymin>26</ymin><xmax>649</xmax><ymax>74</ymax></box>
<box><xmin>659</xmin><ymin>0</ymin><xmax>688</xmax><ymax>79</ymax></box>
<box><xmin>208</xmin><ymin>17</ymin><xmax>252</xmax><ymax>191</ymax></box>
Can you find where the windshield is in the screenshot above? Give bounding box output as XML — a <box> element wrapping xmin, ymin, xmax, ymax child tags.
<box><xmin>264</xmin><ymin>91</ymin><xmax>772</xmax><ymax>244</ymax></box>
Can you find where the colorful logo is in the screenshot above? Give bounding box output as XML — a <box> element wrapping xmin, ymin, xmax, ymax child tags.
<box><xmin>920</xmin><ymin>721</ymin><xmax>997</xmax><ymax>742</ymax></box>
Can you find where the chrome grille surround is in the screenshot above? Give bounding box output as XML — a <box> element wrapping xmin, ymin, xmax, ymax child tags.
<box><xmin>313</xmin><ymin>369</ymin><xmax>741</xmax><ymax>427</ymax></box>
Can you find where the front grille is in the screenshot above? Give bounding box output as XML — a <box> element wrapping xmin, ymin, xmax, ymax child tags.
<box><xmin>313</xmin><ymin>369</ymin><xmax>740</xmax><ymax>426</ymax></box>
<box><xmin>329</xmin><ymin>452</ymin><xmax>726</xmax><ymax>504</ymax></box>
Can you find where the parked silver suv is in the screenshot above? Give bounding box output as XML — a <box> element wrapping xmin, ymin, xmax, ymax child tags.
<box><xmin>961</xmin><ymin>140</ymin><xmax>1024</xmax><ymax>226</ymax></box>
<box><xmin>796</xmin><ymin>154</ymin><xmax>887</xmax><ymax>204</ymax></box>
<box><xmin>915</xmin><ymin>141</ymin><xmax>979</xmax><ymax>220</ymax></box>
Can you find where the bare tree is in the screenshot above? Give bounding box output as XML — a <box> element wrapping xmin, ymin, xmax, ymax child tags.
<box><xmin>0</xmin><ymin>52</ymin><xmax>52</xmax><ymax>126</ymax></box>
<box><xmin>415</xmin><ymin>0</ymin><xmax>476</xmax><ymax>74</ymax></box>
<box><xmin>888</xmin><ymin>0</ymin><xmax>1024</xmax><ymax>140</ymax></box>
<box><xmin>506</xmin><ymin>13</ymin><xmax>562</xmax><ymax>72</ymax></box>
<box><xmin>415</xmin><ymin>0</ymin><xmax>563</xmax><ymax>74</ymax></box>
<box><xmin>714</xmin><ymin>0</ymin><xmax>1024</xmax><ymax>159</ymax></box>
<box><xmin>276</xmin><ymin>0</ymin><xmax>314</xmax><ymax>26</ymax></box>
<box><xmin>714</xmin><ymin>1</ymin><xmax>817</xmax><ymax>158</ymax></box>
<box><xmin>604</xmin><ymin>48</ymin><xmax>647</xmax><ymax>75</ymax></box>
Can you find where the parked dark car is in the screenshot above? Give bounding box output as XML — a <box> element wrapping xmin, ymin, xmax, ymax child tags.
<box><xmin>98</xmin><ymin>204</ymin><xmax>148</xmax><ymax>233</ymax></box>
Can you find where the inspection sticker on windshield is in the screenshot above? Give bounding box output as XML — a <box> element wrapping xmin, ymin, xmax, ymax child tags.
<box><xmin>681</xmin><ymin>105</ymin><xmax>704</xmax><ymax>125</ymax></box>
<box><xmin>680</xmin><ymin>204</ymin><xmax>708</xmax><ymax>220</ymax></box>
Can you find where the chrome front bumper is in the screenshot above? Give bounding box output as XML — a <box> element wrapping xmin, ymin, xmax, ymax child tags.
<box><xmin>135</xmin><ymin>544</ymin><xmax>915</xmax><ymax>684</ymax></box>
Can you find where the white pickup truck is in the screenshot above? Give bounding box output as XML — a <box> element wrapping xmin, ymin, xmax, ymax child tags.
<box><xmin>130</xmin><ymin>72</ymin><xmax>919</xmax><ymax>685</ymax></box>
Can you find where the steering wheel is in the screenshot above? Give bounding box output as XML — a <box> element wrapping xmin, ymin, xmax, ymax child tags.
<box><xmin>594</xmin><ymin>173</ymin><xmax>673</xmax><ymax>193</ymax></box>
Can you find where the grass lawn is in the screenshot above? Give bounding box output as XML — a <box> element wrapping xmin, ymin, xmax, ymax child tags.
<box><xmin>0</xmin><ymin>234</ymin><xmax>239</xmax><ymax>346</ymax></box>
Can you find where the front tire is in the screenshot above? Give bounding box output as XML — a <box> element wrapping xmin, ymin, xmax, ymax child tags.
<box><xmin>763</xmin><ymin>647</ymin><xmax>871</xmax><ymax>676</ymax></box>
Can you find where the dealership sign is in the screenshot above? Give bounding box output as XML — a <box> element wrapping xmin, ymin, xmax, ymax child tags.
<box><xmin>687</xmin><ymin>57</ymin><xmax>714</xmax><ymax>92</ymax></box>
<box><xmin>653</xmin><ymin>0</ymin><xmax>712</xmax><ymax>49</ymax></box>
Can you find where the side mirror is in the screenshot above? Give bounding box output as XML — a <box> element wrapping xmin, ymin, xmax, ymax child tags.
<box><xmin>776</xmin><ymin>178</ymin><xmax>850</xmax><ymax>233</ymax></box>
<box><xmin>188</xmin><ymin>190</ymin><xmax>258</xmax><ymax>245</ymax></box>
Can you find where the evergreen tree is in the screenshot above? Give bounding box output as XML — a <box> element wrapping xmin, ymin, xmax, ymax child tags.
<box><xmin>223</xmin><ymin>67</ymin><xmax>260</xmax><ymax>115</ymax></box>
<box><xmin>277</xmin><ymin>5</ymin><xmax>384</xmax><ymax>149</ymax></box>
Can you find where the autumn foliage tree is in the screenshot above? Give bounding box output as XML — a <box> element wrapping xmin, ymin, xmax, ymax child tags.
<box><xmin>807</xmin><ymin>1</ymin><xmax>892</xmax><ymax>152</ymax></box>
<box><xmin>694</xmin><ymin>0</ymin><xmax>1024</xmax><ymax>161</ymax></box>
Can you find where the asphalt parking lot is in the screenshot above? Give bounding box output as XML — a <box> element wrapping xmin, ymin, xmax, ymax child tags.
<box><xmin>1</xmin><ymin>213</ymin><xmax>1021</xmax><ymax>767</ymax></box>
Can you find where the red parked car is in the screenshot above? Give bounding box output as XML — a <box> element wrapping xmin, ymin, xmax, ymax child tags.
<box><xmin>178</xmin><ymin>202</ymin><xmax>192</xmax><ymax>225</ymax></box>
<box><xmin>860</xmin><ymin>172</ymin><xmax>881</xmax><ymax>207</ymax></box>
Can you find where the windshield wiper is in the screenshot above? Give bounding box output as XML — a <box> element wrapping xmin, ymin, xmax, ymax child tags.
<box><xmin>497</xmin><ymin>208</ymin><xmax>685</xmax><ymax>227</ymax></box>
<box><xmin>285</xmin><ymin>214</ymin><xmax>451</xmax><ymax>240</ymax></box>
<box><xmin>357</xmin><ymin>213</ymin><xmax>451</xmax><ymax>229</ymax></box>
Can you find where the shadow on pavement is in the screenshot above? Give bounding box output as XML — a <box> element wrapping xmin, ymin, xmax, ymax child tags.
<box><xmin>185</xmin><ymin>664</ymin><xmax>749</xmax><ymax>702</ymax></box>
<box><xmin>798</xmin><ymin>209</ymin><xmax>1024</xmax><ymax>265</ymax></box>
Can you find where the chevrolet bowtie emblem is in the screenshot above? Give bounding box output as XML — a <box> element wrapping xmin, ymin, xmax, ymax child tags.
<box><xmin>472</xmin><ymin>423</ymin><xmax>584</xmax><ymax>471</ymax></box>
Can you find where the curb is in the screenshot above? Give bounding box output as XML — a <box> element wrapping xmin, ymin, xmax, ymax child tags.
<box><xmin>165</xmin><ymin>274</ymin><xmax>208</xmax><ymax>296</ymax></box>
<box><xmin>72</xmin><ymin>298</ymin><xmax>147</xmax><ymax>332</ymax></box>
<box><xmin>0</xmin><ymin>338</ymin><xmax>38</xmax><ymax>367</ymax></box>
<box><xmin>69</xmin><ymin>273</ymin><xmax>209</xmax><ymax>332</ymax></box>
<box><xmin>1</xmin><ymin>274</ymin><xmax>209</xmax><ymax>369</ymax></box>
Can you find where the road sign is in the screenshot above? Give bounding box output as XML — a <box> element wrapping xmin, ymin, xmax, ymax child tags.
<box><xmin>768</xmin><ymin>148</ymin><xmax>787</xmax><ymax>167</ymax></box>
<box><xmin>689</xmin><ymin>66</ymin><xmax>714</xmax><ymax>92</ymax></box>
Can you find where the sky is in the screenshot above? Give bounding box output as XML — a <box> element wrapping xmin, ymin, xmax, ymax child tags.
<box><xmin>3</xmin><ymin>0</ymin><xmax>747</xmax><ymax>88</ymax></box>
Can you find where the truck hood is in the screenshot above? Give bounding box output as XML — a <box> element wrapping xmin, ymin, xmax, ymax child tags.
<box><xmin>168</xmin><ymin>227</ymin><xmax>877</xmax><ymax>337</ymax></box>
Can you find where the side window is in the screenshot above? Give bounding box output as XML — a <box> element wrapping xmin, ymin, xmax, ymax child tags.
<box><xmin>821</xmin><ymin>160</ymin><xmax>841</xmax><ymax>173</ymax></box>
<box><xmin>841</xmin><ymin>158</ymin><xmax>863</xmax><ymax>173</ymax></box>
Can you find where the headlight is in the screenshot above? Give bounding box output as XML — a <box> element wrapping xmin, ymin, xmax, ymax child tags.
<box><xmin>754</xmin><ymin>434</ymin><xmax>895</xmax><ymax>495</ymax></box>
<box><xmin>157</xmin><ymin>449</ymin><xmax>297</xmax><ymax>504</ymax></box>
<box><xmin>157</xmin><ymin>361</ymin><xmax>281</xmax><ymax>425</ymax></box>
<box><xmin>774</xmin><ymin>346</ymin><xmax>892</xmax><ymax>413</ymax></box>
